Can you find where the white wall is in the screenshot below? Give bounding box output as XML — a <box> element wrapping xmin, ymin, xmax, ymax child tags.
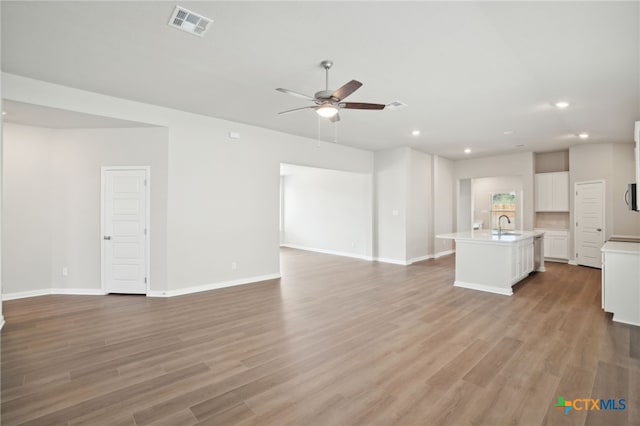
<box><xmin>569</xmin><ymin>143</ymin><xmax>640</xmax><ymax>256</ymax></box>
<box><xmin>457</xmin><ymin>179</ymin><xmax>472</xmax><ymax>232</ymax></box>
<box><xmin>433</xmin><ymin>155</ymin><xmax>455</xmax><ymax>255</ymax></box>
<box><xmin>374</xmin><ymin>147</ymin><xmax>433</xmax><ymax>264</ymax></box>
<box><xmin>2</xmin><ymin>123</ymin><xmax>169</xmax><ymax>295</ymax></box>
<box><xmin>2</xmin><ymin>125</ymin><xmax>53</xmax><ymax>294</ymax></box>
<box><xmin>3</xmin><ymin>73</ymin><xmax>374</xmax><ymax>294</ymax></box>
<box><xmin>612</xmin><ymin>143</ymin><xmax>640</xmax><ymax>236</ymax></box>
<box><xmin>281</xmin><ymin>165</ymin><xmax>372</xmax><ymax>259</ymax></box>
<box><xmin>472</xmin><ymin>176</ymin><xmax>523</xmax><ymax>231</ymax></box>
<box><xmin>0</xmin><ymin>7</ymin><xmax>4</xmax><ymax>326</ymax></box>
<box><xmin>407</xmin><ymin>150</ymin><xmax>431</xmax><ymax>262</ymax></box>
<box><xmin>454</xmin><ymin>152</ymin><xmax>535</xmax><ymax>231</ymax></box>
<box><xmin>374</xmin><ymin>148</ymin><xmax>409</xmax><ymax>263</ymax></box>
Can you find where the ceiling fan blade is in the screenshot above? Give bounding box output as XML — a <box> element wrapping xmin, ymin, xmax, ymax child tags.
<box><xmin>330</xmin><ymin>113</ymin><xmax>341</xmax><ymax>123</ymax></box>
<box><xmin>340</xmin><ymin>102</ymin><xmax>386</xmax><ymax>110</ymax></box>
<box><xmin>330</xmin><ymin>80</ymin><xmax>362</xmax><ymax>101</ymax></box>
<box><xmin>278</xmin><ymin>106</ymin><xmax>316</xmax><ymax>115</ymax></box>
<box><xmin>276</xmin><ymin>88</ymin><xmax>316</xmax><ymax>102</ymax></box>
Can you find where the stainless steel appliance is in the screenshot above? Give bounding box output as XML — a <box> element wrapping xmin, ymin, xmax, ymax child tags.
<box><xmin>534</xmin><ymin>234</ymin><xmax>543</xmax><ymax>271</ymax></box>
<box><xmin>626</xmin><ymin>183</ymin><xmax>639</xmax><ymax>211</ymax></box>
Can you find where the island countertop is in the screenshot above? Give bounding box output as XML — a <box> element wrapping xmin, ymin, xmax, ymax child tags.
<box><xmin>436</xmin><ymin>230</ymin><xmax>544</xmax><ymax>243</ymax></box>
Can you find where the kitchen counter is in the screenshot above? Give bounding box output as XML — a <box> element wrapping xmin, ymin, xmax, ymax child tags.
<box><xmin>436</xmin><ymin>230</ymin><xmax>545</xmax><ymax>296</ymax></box>
<box><xmin>601</xmin><ymin>241</ymin><xmax>640</xmax><ymax>326</ymax></box>
<box><xmin>438</xmin><ymin>230</ymin><xmax>544</xmax><ymax>243</ymax></box>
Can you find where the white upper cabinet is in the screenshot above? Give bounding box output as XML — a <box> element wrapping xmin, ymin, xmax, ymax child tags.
<box><xmin>535</xmin><ymin>172</ymin><xmax>569</xmax><ymax>212</ymax></box>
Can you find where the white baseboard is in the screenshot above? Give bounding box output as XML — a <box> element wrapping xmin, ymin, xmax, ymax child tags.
<box><xmin>2</xmin><ymin>289</ymin><xmax>51</xmax><ymax>300</ymax></box>
<box><xmin>409</xmin><ymin>255</ymin><xmax>432</xmax><ymax>264</ymax></box>
<box><xmin>3</xmin><ymin>288</ymin><xmax>106</xmax><ymax>301</ymax></box>
<box><xmin>280</xmin><ymin>244</ymin><xmax>373</xmax><ymax>261</ymax></box>
<box><xmin>544</xmin><ymin>258</ymin><xmax>569</xmax><ymax>264</ymax></box>
<box><xmin>434</xmin><ymin>249</ymin><xmax>455</xmax><ymax>259</ymax></box>
<box><xmin>53</xmin><ymin>288</ymin><xmax>106</xmax><ymax>296</ymax></box>
<box><xmin>146</xmin><ymin>273</ymin><xmax>282</xmax><ymax>298</ymax></box>
<box><xmin>454</xmin><ymin>280</ymin><xmax>513</xmax><ymax>296</ymax></box>
<box><xmin>568</xmin><ymin>260</ymin><xmax>578</xmax><ymax>266</ymax></box>
<box><xmin>374</xmin><ymin>257</ymin><xmax>411</xmax><ymax>266</ymax></box>
<box><xmin>612</xmin><ymin>315</ymin><xmax>640</xmax><ymax>327</ymax></box>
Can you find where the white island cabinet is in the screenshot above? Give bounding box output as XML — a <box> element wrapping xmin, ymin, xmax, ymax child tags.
<box><xmin>437</xmin><ymin>231</ymin><xmax>544</xmax><ymax>296</ymax></box>
<box><xmin>601</xmin><ymin>241</ymin><xmax>640</xmax><ymax>326</ymax></box>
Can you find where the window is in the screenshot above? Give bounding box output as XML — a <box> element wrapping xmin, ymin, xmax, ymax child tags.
<box><xmin>491</xmin><ymin>192</ymin><xmax>516</xmax><ymax>231</ymax></box>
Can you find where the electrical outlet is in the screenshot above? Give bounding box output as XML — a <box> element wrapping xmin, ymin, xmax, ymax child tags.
<box><xmin>62</xmin><ymin>267</ymin><xmax>68</xmax><ymax>276</ymax></box>
<box><xmin>231</xmin><ymin>262</ymin><xmax>237</xmax><ymax>270</ymax></box>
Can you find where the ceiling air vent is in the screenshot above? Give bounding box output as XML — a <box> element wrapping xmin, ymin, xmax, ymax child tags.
<box><xmin>168</xmin><ymin>6</ymin><xmax>212</xmax><ymax>37</ymax></box>
<box><xmin>386</xmin><ymin>101</ymin><xmax>408</xmax><ymax>110</ymax></box>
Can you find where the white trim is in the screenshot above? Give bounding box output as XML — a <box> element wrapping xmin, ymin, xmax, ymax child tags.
<box><xmin>53</xmin><ymin>288</ymin><xmax>107</xmax><ymax>296</ymax></box>
<box><xmin>454</xmin><ymin>280</ymin><xmax>513</xmax><ymax>296</ymax></box>
<box><xmin>146</xmin><ymin>273</ymin><xmax>281</xmax><ymax>298</ymax></box>
<box><xmin>434</xmin><ymin>249</ymin><xmax>455</xmax><ymax>258</ymax></box>
<box><xmin>409</xmin><ymin>255</ymin><xmax>432</xmax><ymax>264</ymax></box>
<box><xmin>101</xmin><ymin>166</ymin><xmax>151</xmax><ymax>295</ymax></box>
<box><xmin>375</xmin><ymin>257</ymin><xmax>411</xmax><ymax>266</ymax></box>
<box><xmin>544</xmin><ymin>258</ymin><xmax>568</xmax><ymax>264</ymax></box>
<box><xmin>3</xmin><ymin>289</ymin><xmax>51</xmax><ymax>300</ymax></box>
<box><xmin>0</xmin><ymin>316</ymin><xmax>5</xmax><ymax>330</ymax></box>
<box><xmin>568</xmin><ymin>260</ymin><xmax>579</xmax><ymax>266</ymax></box>
<box><xmin>3</xmin><ymin>288</ymin><xmax>107</xmax><ymax>300</ymax></box>
<box><xmin>280</xmin><ymin>244</ymin><xmax>374</xmax><ymax>261</ymax></box>
<box><xmin>611</xmin><ymin>315</ymin><xmax>640</xmax><ymax>327</ymax></box>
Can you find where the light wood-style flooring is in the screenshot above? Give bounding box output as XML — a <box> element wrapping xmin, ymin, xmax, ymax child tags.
<box><xmin>1</xmin><ymin>249</ymin><xmax>639</xmax><ymax>425</ymax></box>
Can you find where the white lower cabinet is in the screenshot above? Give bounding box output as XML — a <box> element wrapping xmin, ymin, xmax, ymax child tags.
<box><xmin>601</xmin><ymin>242</ymin><xmax>640</xmax><ymax>326</ymax></box>
<box><xmin>537</xmin><ymin>229</ymin><xmax>569</xmax><ymax>261</ymax></box>
<box><xmin>512</xmin><ymin>237</ymin><xmax>534</xmax><ymax>283</ymax></box>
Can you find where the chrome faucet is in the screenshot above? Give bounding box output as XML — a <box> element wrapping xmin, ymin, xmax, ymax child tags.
<box><xmin>498</xmin><ymin>215</ymin><xmax>511</xmax><ymax>237</ymax></box>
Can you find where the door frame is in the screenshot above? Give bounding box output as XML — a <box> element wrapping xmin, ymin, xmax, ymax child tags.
<box><xmin>573</xmin><ymin>179</ymin><xmax>605</xmax><ymax>266</ymax></box>
<box><xmin>100</xmin><ymin>166</ymin><xmax>151</xmax><ymax>295</ymax></box>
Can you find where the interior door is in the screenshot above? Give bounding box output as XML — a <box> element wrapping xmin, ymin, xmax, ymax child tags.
<box><xmin>575</xmin><ymin>181</ymin><xmax>604</xmax><ymax>268</ymax></box>
<box><xmin>103</xmin><ymin>169</ymin><xmax>148</xmax><ymax>294</ymax></box>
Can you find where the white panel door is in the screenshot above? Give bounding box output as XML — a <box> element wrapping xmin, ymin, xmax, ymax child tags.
<box><xmin>575</xmin><ymin>181</ymin><xmax>604</xmax><ymax>269</ymax></box>
<box><xmin>103</xmin><ymin>169</ymin><xmax>148</xmax><ymax>294</ymax></box>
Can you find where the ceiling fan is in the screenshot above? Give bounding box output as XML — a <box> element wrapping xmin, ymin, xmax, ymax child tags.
<box><xmin>276</xmin><ymin>60</ymin><xmax>385</xmax><ymax>123</ymax></box>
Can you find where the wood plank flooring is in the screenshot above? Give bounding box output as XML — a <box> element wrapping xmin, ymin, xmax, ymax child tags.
<box><xmin>1</xmin><ymin>248</ymin><xmax>639</xmax><ymax>425</ymax></box>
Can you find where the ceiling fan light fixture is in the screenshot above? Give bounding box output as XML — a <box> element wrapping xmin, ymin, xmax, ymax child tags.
<box><xmin>316</xmin><ymin>104</ymin><xmax>339</xmax><ymax>118</ymax></box>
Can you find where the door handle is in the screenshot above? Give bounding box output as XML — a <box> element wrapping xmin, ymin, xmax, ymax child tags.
<box><xmin>103</xmin><ymin>236</ymin><xmax>112</xmax><ymax>240</ymax></box>
<box><xmin>596</xmin><ymin>228</ymin><xmax>602</xmax><ymax>232</ymax></box>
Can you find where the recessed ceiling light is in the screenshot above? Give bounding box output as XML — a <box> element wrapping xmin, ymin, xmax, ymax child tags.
<box><xmin>578</xmin><ymin>132</ymin><xmax>589</xmax><ymax>139</ymax></box>
<box><xmin>411</xmin><ymin>130</ymin><xmax>421</xmax><ymax>136</ymax></box>
<box><xmin>503</xmin><ymin>130</ymin><xmax>513</xmax><ymax>135</ymax></box>
<box><xmin>555</xmin><ymin>101</ymin><xmax>570</xmax><ymax>109</ymax></box>
<box><xmin>1</xmin><ymin>111</ymin><xmax>6</xmax><ymax>116</ymax></box>
<box><xmin>464</xmin><ymin>148</ymin><xmax>471</xmax><ymax>154</ymax></box>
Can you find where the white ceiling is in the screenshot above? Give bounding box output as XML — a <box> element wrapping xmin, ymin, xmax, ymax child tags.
<box><xmin>2</xmin><ymin>1</ymin><xmax>639</xmax><ymax>159</ymax></box>
<box><xmin>2</xmin><ymin>100</ymin><xmax>158</xmax><ymax>129</ymax></box>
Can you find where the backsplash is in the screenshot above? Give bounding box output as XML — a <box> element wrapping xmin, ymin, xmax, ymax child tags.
<box><xmin>535</xmin><ymin>212</ymin><xmax>570</xmax><ymax>230</ymax></box>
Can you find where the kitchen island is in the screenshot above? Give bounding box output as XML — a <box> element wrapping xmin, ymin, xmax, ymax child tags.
<box><xmin>437</xmin><ymin>230</ymin><xmax>545</xmax><ymax>296</ymax></box>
